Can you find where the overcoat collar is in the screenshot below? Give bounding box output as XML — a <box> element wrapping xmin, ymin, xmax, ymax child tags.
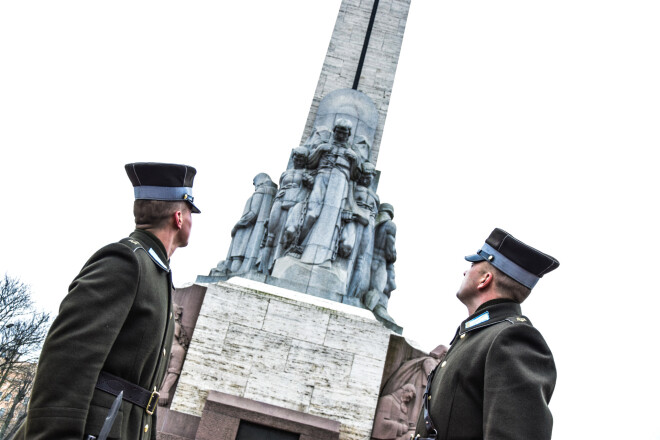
<box><xmin>451</xmin><ymin>301</ymin><xmax>525</xmax><ymax>344</ymax></box>
<box><xmin>130</xmin><ymin>229</ymin><xmax>170</xmax><ymax>272</ymax></box>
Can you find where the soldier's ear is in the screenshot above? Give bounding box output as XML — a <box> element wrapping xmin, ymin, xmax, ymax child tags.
<box><xmin>174</xmin><ymin>210</ymin><xmax>183</xmax><ymax>229</ymax></box>
<box><xmin>477</xmin><ymin>272</ymin><xmax>493</xmax><ymax>290</ymax></box>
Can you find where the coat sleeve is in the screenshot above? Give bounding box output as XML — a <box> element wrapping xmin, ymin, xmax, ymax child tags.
<box><xmin>483</xmin><ymin>323</ymin><xmax>557</xmax><ymax>440</ymax></box>
<box><xmin>20</xmin><ymin>243</ymin><xmax>139</xmax><ymax>440</ymax></box>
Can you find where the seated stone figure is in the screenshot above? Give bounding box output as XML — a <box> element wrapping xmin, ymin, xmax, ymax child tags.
<box><xmin>371</xmin><ymin>384</ymin><xmax>416</xmax><ymax>440</ymax></box>
<box><xmin>378</xmin><ymin>345</ymin><xmax>448</xmax><ymax>431</ymax></box>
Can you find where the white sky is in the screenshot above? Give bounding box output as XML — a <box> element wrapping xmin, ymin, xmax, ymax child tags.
<box><xmin>1</xmin><ymin>1</ymin><xmax>659</xmax><ymax>438</ymax></box>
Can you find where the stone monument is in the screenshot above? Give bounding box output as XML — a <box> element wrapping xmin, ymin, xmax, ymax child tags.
<box><xmin>157</xmin><ymin>2</ymin><xmax>429</xmax><ymax>440</ymax></box>
<box><xmin>199</xmin><ymin>0</ymin><xmax>411</xmax><ymax>333</ymax></box>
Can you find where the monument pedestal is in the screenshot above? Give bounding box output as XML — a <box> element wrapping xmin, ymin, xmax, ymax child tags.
<box><xmin>270</xmin><ymin>255</ymin><xmax>347</xmax><ymax>302</ymax></box>
<box><xmin>168</xmin><ymin>278</ymin><xmax>392</xmax><ymax>440</ymax></box>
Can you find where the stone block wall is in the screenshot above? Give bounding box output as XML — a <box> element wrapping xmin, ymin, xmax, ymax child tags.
<box><xmin>170</xmin><ymin>278</ymin><xmax>392</xmax><ymax>440</ymax></box>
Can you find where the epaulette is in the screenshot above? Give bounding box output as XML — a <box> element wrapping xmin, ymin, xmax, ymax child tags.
<box><xmin>120</xmin><ymin>238</ymin><xmax>170</xmax><ymax>272</ymax></box>
<box><xmin>452</xmin><ymin>313</ymin><xmax>533</xmax><ymax>345</ymax></box>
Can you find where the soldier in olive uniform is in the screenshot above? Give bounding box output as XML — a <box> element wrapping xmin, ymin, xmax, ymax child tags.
<box><xmin>414</xmin><ymin>228</ymin><xmax>559</xmax><ymax>440</ymax></box>
<box><xmin>13</xmin><ymin>162</ymin><xmax>200</xmax><ymax>440</ymax></box>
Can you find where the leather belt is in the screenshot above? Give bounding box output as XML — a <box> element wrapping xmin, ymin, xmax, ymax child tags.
<box><xmin>95</xmin><ymin>371</ymin><xmax>160</xmax><ymax>415</ymax></box>
<box><xmin>412</xmin><ymin>365</ymin><xmax>439</xmax><ymax>440</ymax></box>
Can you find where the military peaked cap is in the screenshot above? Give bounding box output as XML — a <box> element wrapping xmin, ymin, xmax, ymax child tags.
<box><xmin>125</xmin><ymin>162</ymin><xmax>201</xmax><ymax>213</ymax></box>
<box><xmin>465</xmin><ymin>228</ymin><xmax>559</xmax><ymax>289</ymax></box>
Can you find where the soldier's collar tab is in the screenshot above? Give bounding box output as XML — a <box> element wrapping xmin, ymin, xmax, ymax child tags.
<box><xmin>147</xmin><ymin>248</ymin><xmax>170</xmax><ymax>272</ymax></box>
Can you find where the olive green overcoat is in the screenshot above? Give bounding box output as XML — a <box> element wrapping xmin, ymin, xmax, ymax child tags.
<box><xmin>14</xmin><ymin>229</ymin><xmax>175</xmax><ymax>440</ymax></box>
<box><xmin>414</xmin><ymin>300</ymin><xmax>556</xmax><ymax>440</ymax></box>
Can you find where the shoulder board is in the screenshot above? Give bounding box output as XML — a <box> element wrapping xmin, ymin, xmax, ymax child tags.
<box><xmin>120</xmin><ymin>238</ymin><xmax>170</xmax><ymax>272</ymax></box>
<box><xmin>453</xmin><ymin>315</ymin><xmax>520</xmax><ymax>344</ymax></box>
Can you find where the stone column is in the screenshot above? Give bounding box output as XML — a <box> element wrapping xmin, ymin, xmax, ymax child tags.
<box><xmin>300</xmin><ymin>0</ymin><xmax>411</xmax><ymax>165</ymax></box>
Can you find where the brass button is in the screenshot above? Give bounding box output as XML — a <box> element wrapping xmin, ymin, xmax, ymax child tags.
<box><xmin>163</xmin><ymin>348</ymin><xmax>167</xmax><ymax>356</ymax></box>
<box><xmin>441</xmin><ymin>360</ymin><xmax>447</xmax><ymax>368</ymax></box>
<box><xmin>460</xmin><ymin>333</ymin><xmax>466</xmax><ymax>339</ymax></box>
<box><xmin>427</xmin><ymin>394</ymin><xmax>431</xmax><ymax>401</ymax></box>
<box><xmin>144</xmin><ymin>424</ymin><xmax>149</xmax><ymax>433</ymax></box>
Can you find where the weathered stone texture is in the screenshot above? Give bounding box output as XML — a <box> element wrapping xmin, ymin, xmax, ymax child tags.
<box><xmin>171</xmin><ymin>279</ymin><xmax>392</xmax><ymax>440</ymax></box>
<box><xmin>301</xmin><ymin>0</ymin><xmax>410</xmax><ymax>165</ymax></box>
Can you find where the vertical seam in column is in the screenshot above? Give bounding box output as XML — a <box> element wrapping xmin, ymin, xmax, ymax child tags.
<box><xmin>353</xmin><ymin>0</ymin><xmax>380</xmax><ymax>90</ymax></box>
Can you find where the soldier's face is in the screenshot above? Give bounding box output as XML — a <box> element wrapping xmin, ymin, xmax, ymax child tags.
<box><xmin>178</xmin><ymin>207</ymin><xmax>193</xmax><ymax>248</ymax></box>
<box><xmin>456</xmin><ymin>262</ymin><xmax>484</xmax><ymax>304</ymax></box>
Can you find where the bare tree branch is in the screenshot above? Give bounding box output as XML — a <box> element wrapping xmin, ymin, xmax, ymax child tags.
<box><xmin>0</xmin><ymin>274</ymin><xmax>50</xmax><ymax>439</ymax></box>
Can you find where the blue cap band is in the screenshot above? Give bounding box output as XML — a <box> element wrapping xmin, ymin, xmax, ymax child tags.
<box><xmin>471</xmin><ymin>243</ymin><xmax>540</xmax><ymax>289</ymax></box>
<box><xmin>134</xmin><ymin>185</ymin><xmax>192</xmax><ymax>201</ymax></box>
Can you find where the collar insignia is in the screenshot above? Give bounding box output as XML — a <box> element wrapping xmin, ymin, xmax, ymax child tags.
<box><xmin>466</xmin><ymin>311</ymin><xmax>490</xmax><ymax>329</ymax></box>
<box><xmin>148</xmin><ymin>248</ymin><xmax>169</xmax><ymax>271</ymax></box>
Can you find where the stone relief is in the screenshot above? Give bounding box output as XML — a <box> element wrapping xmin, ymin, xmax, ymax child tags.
<box><xmin>159</xmin><ymin>304</ymin><xmax>189</xmax><ymax>406</ymax></box>
<box><xmin>300</xmin><ymin>118</ymin><xmax>361</xmax><ymax>265</ymax></box>
<box><xmin>258</xmin><ymin>147</ymin><xmax>314</xmax><ymax>274</ymax></box>
<box><xmin>372</xmin><ymin>345</ymin><xmax>449</xmax><ymax>440</ymax></box>
<box><xmin>363</xmin><ymin>203</ymin><xmax>397</xmax><ymax>326</ymax></box>
<box><xmin>212</xmin><ymin>173</ymin><xmax>277</xmax><ymax>276</ymax></box>
<box><xmin>204</xmin><ymin>89</ymin><xmax>401</xmax><ymax>333</ymax></box>
<box><xmin>371</xmin><ymin>384</ymin><xmax>416</xmax><ymax>440</ymax></box>
<box><xmin>345</xmin><ymin>162</ymin><xmax>379</xmax><ymax>300</ymax></box>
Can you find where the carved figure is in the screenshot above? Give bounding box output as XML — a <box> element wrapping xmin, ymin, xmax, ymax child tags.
<box><xmin>353</xmin><ymin>134</ymin><xmax>372</xmax><ymax>163</ymax></box>
<box><xmin>371</xmin><ymin>384</ymin><xmax>416</xmax><ymax>440</ymax></box>
<box><xmin>158</xmin><ymin>304</ymin><xmax>189</xmax><ymax>406</ymax></box>
<box><xmin>259</xmin><ymin>148</ymin><xmax>313</xmax><ymax>273</ymax></box>
<box><xmin>379</xmin><ymin>345</ymin><xmax>448</xmax><ymax>428</ymax></box>
<box><xmin>345</xmin><ymin>162</ymin><xmax>379</xmax><ymax>298</ymax></box>
<box><xmin>364</xmin><ymin>203</ymin><xmax>397</xmax><ymax>322</ymax></box>
<box><xmin>300</xmin><ymin>119</ymin><xmax>361</xmax><ymax>265</ymax></box>
<box><xmin>303</xmin><ymin>125</ymin><xmax>333</xmax><ymax>151</ymax></box>
<box><xmin>226</xmin><ymin>173</ymin><xmax>277</xmax><ymax>273</ymax></box>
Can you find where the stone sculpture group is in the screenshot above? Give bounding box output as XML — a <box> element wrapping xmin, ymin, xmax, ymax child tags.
<box><xmin>210</xmin><ymin>112</ymin><xmax>398</xmax><ymax>330</ymax></box>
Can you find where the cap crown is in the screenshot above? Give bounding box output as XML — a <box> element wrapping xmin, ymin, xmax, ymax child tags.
<box><xmin>486</xmin><ymin>228</ymin><xmax>559</xmax><ymax>278</ymax></box>
<box><xmin>125</xmin><ymin>162</ymin><xmax>200</xmax><ymax>213</ymax></box>
<box><xmin>125</xmin><ymin>162</ymin><xmax>197</xmax><ymax>188</ymax></box>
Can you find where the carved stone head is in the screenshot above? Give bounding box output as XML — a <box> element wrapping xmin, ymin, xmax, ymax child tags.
<box><xmin>359</xmin><ymin>162</ymin><xmax>376</xmax><ymax>187</ymax></box>
<box><xmin>253</xmin><ymin>173</ymin><xmax>273</xmax><ymax>187</ymax></box>
<box><xmin>333</xmin><ymin>118</ymin><xmax>353</xmax><ymax>143</ymax></box>
<box><xmin>292</xmin><ymin>147</ymin><xmax>309</xmax><ymax>169</ymax></box>
<box><xmin>379</xmin><ymin>202</ymin><xmax>394</xmax><ymax>220</ymax></box>
<box><xmin>400</xmin><ymin>384</ymin><xmax>416</xmax><ymax>403</ymax></box>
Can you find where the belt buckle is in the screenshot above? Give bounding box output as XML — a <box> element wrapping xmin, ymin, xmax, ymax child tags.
<box><xmin>146</xmin><ymin>389</ymin><xmax>160</xmax><ymax>415</ymax></box>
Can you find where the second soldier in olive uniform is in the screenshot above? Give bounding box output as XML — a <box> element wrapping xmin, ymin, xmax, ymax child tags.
<box><xmin>414</xmin><ymin>228</ymin><xmax>559</xmax><ymax>440</ymax></box>
<box><xmin>13</xmin><ymin>163</ymin><xmax>200</xmax><ymax>440</ymax></box>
